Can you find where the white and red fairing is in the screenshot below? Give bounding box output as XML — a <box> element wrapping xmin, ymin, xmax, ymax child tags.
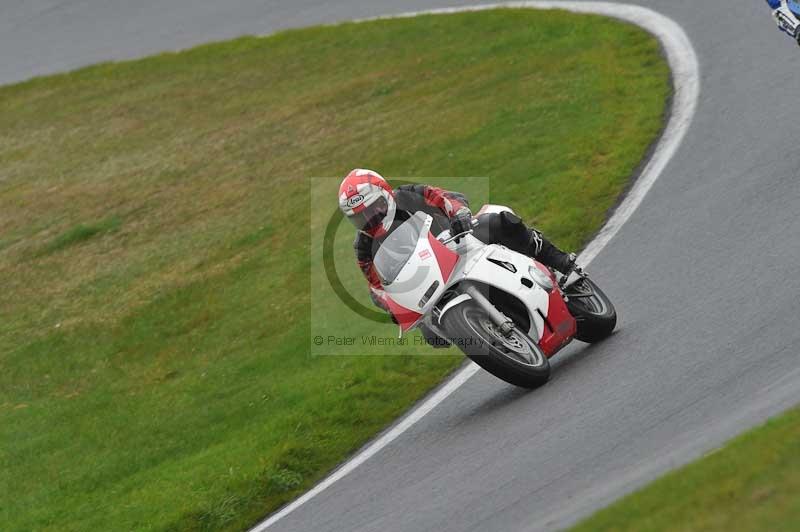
<box><xmin>379</xmin><ymin>207</ymin><xmax>576</xmax><ymax>358</ymax></box>
<box><xmin>381</xmin><ymin>214</ymin><xmax>456</xmax><ymax>328</ymax></box>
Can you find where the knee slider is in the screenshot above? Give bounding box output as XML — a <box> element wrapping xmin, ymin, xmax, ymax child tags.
<box><xmin>499</xmin><ymin>211</ymin><xmax>522</xmax><ymax>227</ymax></box>
<box><xmin>499</xmin><ymin>211</ymin><xmax>528</xmax><ymax>240</ymax></box>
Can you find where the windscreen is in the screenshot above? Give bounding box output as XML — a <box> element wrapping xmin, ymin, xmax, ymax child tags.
<box><xmin>373</xmin><ymin>212</ymin><xmax>428</xmax><ymax>286</ymax></box>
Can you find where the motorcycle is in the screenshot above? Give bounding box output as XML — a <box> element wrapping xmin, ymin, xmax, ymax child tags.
<box><xmin>771</xmin><ymin>1</ymin><xmax>800</xmax><ymax>45</ymax></box>
<box><xmin>373</xmin><ymin>205</ymin><xmax>617</xmax><ymax>388</ymax></box>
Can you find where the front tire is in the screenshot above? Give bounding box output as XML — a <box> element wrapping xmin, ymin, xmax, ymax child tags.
<box><xmin>564</xmin><ymin>277</ymin><xmax>617</xmax><ymax>343</ymax></box>
<box><xmin>441</xmin><ymin>302</ymin><xmax>550</xmax><ymax>388</ymax></box>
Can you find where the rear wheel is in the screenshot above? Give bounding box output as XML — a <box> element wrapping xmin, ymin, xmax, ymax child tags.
<box><xmin>441</xmin><ymin>302</ymin><xmax>550</xmax><ymax>388</ymax></box>
<box><xmin>563</xmin><ymin>277</ymin><xmax>617</xmax><ymax>343</ymax></box>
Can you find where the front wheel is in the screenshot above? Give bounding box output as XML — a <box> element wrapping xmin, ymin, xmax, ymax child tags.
<box><xmin>441</xmin><ymin>302</ymin><xmax>550</xmax><ymax>388</ymax></box>
<box><xmin>563</xmin><ymin>277</ymin><xmax>617</xmax><ymax>343</ymax></box>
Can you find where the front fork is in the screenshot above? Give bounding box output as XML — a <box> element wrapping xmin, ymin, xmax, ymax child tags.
<box><xmin>460</xmin><ymin>283</ymin><xmax>515</xmax><ymax>337</ymax></box>
<box><xmin>426</xmin><ymin>282</ymin><xmax>515</xmax><ymax>342</ymax></box>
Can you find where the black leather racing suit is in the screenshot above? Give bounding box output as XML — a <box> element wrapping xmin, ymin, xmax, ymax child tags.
<box><xmin>354</xmin><ymin>184</ymin><xmax>575</xmax><ymax>314</ymax></box>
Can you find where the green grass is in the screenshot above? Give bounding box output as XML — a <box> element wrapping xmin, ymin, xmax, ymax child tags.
<box><xmin>571</xmin><ymin>406</ymin><xmax>800</xmax><ymax>532</ymax></box>
<box><xmin>0</xmin><ymin>9</ymin><xmax>670</xmax><ymax>532</ymax></box>
<box><xmin>40</xmin><ymin>215</ymin><xmax>122</xmax><ymax>255</ymax></box>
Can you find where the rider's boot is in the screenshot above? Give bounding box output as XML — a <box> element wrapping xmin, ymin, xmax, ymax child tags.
<box><xmin>527</xmin><ymin>229</ymin><xmax>581</xmax><ymax>275</ymax></box>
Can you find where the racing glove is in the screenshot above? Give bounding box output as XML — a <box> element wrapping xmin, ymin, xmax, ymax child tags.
<box><xmin>449</xmin><ymin>207</ymin><xmax>473</xmax><ymax>241</ymax></box>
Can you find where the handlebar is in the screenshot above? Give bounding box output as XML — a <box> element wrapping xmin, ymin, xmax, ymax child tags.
<box><xmin>438</xmin><ymin>218</ymin><xmax>479</xmax><ymax>245</ymax></box>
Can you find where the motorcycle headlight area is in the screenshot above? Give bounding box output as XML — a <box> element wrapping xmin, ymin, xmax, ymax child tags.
<box><xmin>528</xmin><ymin>264</ymin><xmax>554</xmax><ymax>292</ymax></box>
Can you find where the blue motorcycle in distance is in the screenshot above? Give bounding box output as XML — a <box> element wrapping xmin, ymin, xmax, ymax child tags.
<box><xmin>767</xmin><ymin>0</ymin><xmax>800</xmax><ymax>45</ymax></box>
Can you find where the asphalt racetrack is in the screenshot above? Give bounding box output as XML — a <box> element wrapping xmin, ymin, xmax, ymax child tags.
<box><xmin>5</xmin><ymin>1</ymin><xmax>800</xmax><ymax>531</ymax></box>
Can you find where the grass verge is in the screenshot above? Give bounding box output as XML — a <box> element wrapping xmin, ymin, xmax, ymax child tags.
<box><xmin>39</xmin><ymin>216</ymin><xmax>122</xmax><ymax>256</ymax></box>
<box><xmin>571</xmin><ymin>406</ymin><xmax>800</xmax><ymax>532</ymax></box>
<box><xmin>0</xmin><ymin>9</ymin><xmax>670</xmax><ymax>532</ymax></box>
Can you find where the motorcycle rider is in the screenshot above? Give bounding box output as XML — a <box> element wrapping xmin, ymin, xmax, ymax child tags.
<box><xmin>338</xmin><ymin>168</ymin><xmax>581</xmax><ymax>345</ymax></box>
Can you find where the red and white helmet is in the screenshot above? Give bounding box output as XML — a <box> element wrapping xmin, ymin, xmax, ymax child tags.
<box><xmin>338</xmin><ymin>169</ymin><xmax>396</xmax><ymax>237</ymax></box>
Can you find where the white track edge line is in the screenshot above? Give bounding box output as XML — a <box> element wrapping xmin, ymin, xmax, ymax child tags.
<box><xmin>251</xmin><ymin>3</ymin><xmax>700</xmax><ymax>530</ymax></box>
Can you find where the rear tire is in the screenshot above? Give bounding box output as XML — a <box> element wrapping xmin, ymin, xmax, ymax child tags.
<box><xmin>441</xmin><ymin>301</ymin><xmax>550</xmax><ymax>388</ymax></box>
<box><xmin>564</xmin><ymin>277</ymin><xmax>617</xmax><ymax>343</ymax></box>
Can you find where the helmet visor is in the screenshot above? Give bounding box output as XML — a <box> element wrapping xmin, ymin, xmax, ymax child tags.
<box><xmin>349</xmin><ymin>196</ymin><xmax>389</xmax><ymax>231</ymax></box>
